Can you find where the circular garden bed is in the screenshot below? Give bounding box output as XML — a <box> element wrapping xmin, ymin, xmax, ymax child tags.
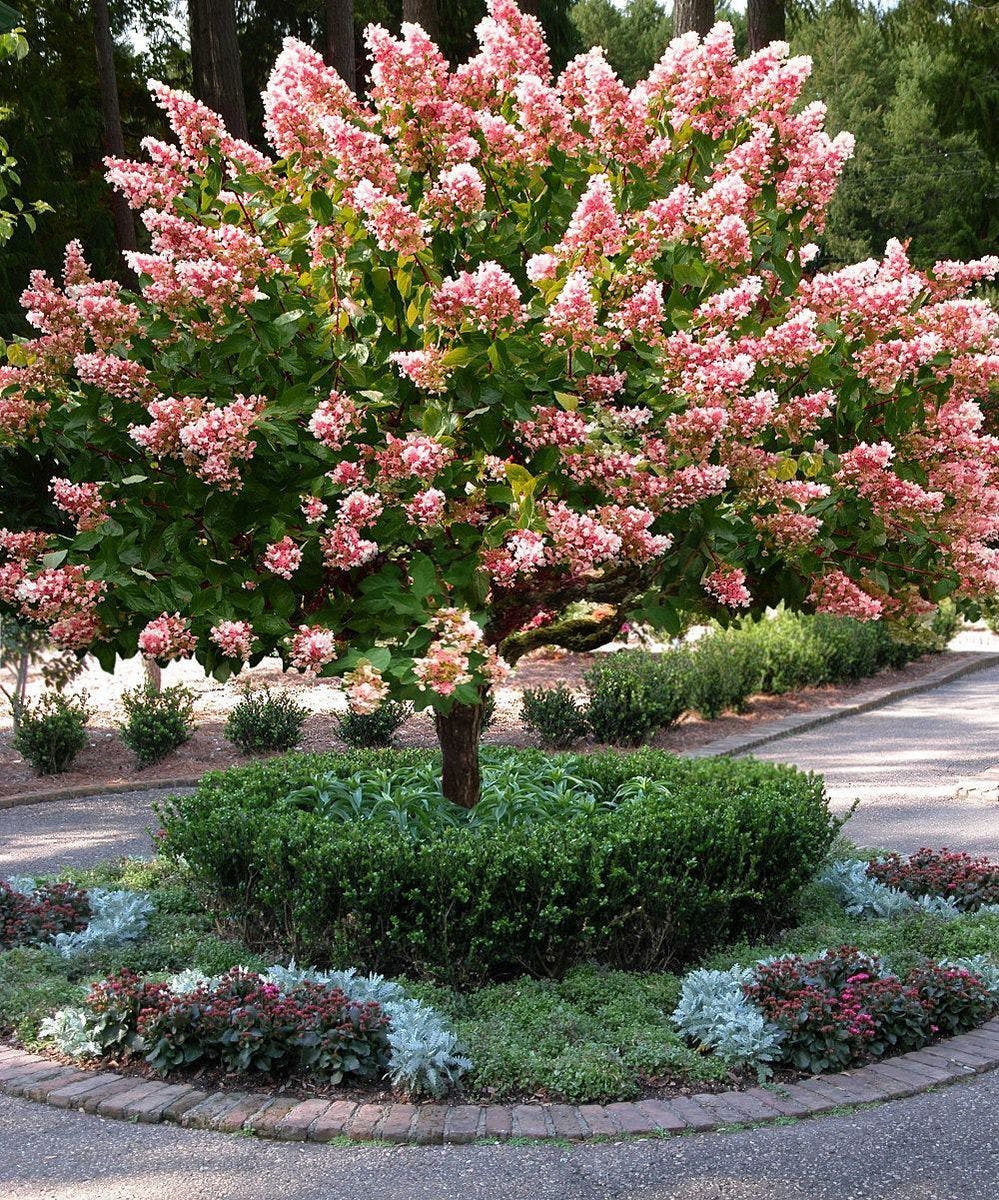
<box><xmin>2</xmin><ymin>749</ymin><xmax>997</xmax><ymax>1117</ymax></box>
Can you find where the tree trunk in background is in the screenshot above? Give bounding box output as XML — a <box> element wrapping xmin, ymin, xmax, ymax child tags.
<box><xmin>91</xmin><ymin>0</ymin><xmax>137</xmax><ymax>273</ymax></box>
<box><xmin>672</xmin><ymin>0</ymin><xmax>714</xmax><ymax>38</ymax></box>
<box><xmin>325</xmin><ymin>0</ymin><xmax>356</xmax><ymax>93</ymax></box>
<box><xmin>434</xmin><ymin>703</ymin><xmax>483</xmax><ymax>809</ymax></box>
<box><xmin>402</xmin><ymin>0</ymin><xmax>440</xmax><ymax>42</ymax></box>
<box><xmin>189</xmin><ymin>0</ymin><xmax>249</xmax><ymax>141</ymax></box>
<box><xmin>747</xmin><ymin>0</ymin><xmax>786</xmax><ymax>52</ymax></box>
<box><xmin>143</xmin><ymin>660</ymin><xmax>162</xmax><ymax>694</ymax></box>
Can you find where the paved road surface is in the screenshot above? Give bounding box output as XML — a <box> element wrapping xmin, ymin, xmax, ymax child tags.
<box><xmin>1</xmin><ymin>1070</ymin><xmax>996</xmax><ymax>1200</ymax></box>
<box><xmin>758</xmin><ymin>661</ymin><xmax>999</xmax><ymax>854</ymax></box>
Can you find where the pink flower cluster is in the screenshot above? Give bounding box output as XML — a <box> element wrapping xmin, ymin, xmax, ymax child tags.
<box><xmin>390</xmin><ymin>348</ymin><xmax>452</xmax><ymax>393</ymax></box>
<box><xmin>343</xmin><ymin>661</ymin><xmax>390</xmax><ymax>714</ymax></box>
<box><xmin>50</xmin><ymin>478</ymin><xmax>110</xmax><ymax>532</ymax></box>
<box><xmin>289</xmin><ymin>624</ymin><xmax>339</xmax><ymax>674</ymax></box>
<box><xmin>412</xmin><ymin>608</ymin><xmax>509</xmax><ymax>698</ymax></box>
<box><xmin>703</xmin><ymin>564</ymin><xmax>752</xmax><ymax>609</ymax></box>
<box><xmin>309</xmin><ymin>391</ymin><xmax>359</xmax><ymax>451</ymax></box>
<box><xmin>210</xmin><ymin>620</ymin><xmax>255</xmax><ymax>662</ymax></box>
<box><xmin>431</xmin><ymin>261</ymin><xmax>525</xmax><ymax>334</ymax></box>
<box><xmin>262</xmin><ymin>536</ymin><xmax>302</xmax><ymax>580</ymax></box>
<box><xmin>138</xmin><ymin>613</ymin><xmax>197</xmax><ymax>662</ymax></box>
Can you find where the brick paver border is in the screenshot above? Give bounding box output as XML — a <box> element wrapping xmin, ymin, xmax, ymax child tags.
<box><xmin>2</xmin><ymin>1018</ymin><xmax>997</xmax><ymax>1146</ymax></box>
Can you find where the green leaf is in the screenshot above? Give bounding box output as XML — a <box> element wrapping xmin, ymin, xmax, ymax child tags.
<box><xmin>409</xmin><ymin>553</ymin><xmax>437</xmax><ymax>599</ymax></box>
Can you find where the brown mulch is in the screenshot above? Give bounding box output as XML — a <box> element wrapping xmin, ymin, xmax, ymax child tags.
<box><xmin>0</xmin><ymin>647</ymin><xmax>947</xmax><ymax>802</ymax></box>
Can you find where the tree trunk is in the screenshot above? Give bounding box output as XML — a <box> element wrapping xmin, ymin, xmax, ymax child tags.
<box><xmin>91</xmin><ymin>0</ymin><xmax>137</xmax><ymax>272</ymax></box>
<box><xmin>189</xmin><ymin>0</ymin><xmax>249</xmax><ymax>142</ymax></box>
<box><xmin>672</xmin><ymin>0</ymin><xmax>714</xmax><ymax>38</ymax></box>
<box><xmin>747</xmin><ymin>0</ymin><xmax>786</xmax><ymax>52</ymax></box>
<box><xmin>143</xmin><ymin>660</ymin><xmax>162</xmax><ymax>694</ymax></box>
<box><xmin>434</xmin><ymin>702</ymin><xmax>483</xmax><ymax>809</ymax></box>
<box><xmin>402</xmin><ymin>0</ymin><xmax>440</xmax><ymax>42</ymax></box>
<box><xmin>324</xmin><ymin>0</ymin><xmax>356</xmax><ymax>93</ymax></box>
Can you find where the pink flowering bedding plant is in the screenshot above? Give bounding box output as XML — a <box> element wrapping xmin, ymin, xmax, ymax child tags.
<box><xmin>1</xmin><ymin>1</ymin><xmax>998</xmax><ymax>805</ymax></box>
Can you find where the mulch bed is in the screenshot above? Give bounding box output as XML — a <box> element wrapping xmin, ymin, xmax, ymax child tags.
<box><xmin>0</xmin><ymin>649</ymin><xmax>947</xmax><ymax>803</ymax></box>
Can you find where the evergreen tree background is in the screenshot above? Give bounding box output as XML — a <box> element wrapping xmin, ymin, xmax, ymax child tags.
<box><xmin>0</xmin><ymin>0</ymin><xmax>995</xmax><ymax>332</ymax></box>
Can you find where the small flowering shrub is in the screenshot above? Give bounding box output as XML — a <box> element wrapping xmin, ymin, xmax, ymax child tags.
<box><xmin>3</xmin><ymin>3</ymin><xmax>998</xmax><ymax>809</ymax></box>
<box><xmin>224</xmin><ymin>684</ymin><xmax>308</xmax><ymax>752</ymax></box>
<box><xmin>118</xmin><ymin>684</ymin><xmax>196</xmax><ymax>767</ymax></box>
<box><xmin>743</xmin><ymin>947</ymin><xmax>996</xmax><ymax>1074</ymax></box>
<box><xmin>0</xmin><ymin>879</ymin><xmax>90</xmax><ymax>949</ymax></box>
<box><xmin>867</xmin><ymin>849</ymin><xmax>999</xmax><ymax>912</ymax></box>
<box><xmin>334</xmin><ymin>699</ymin><xmax>411</xmax><ymax>748</ymax></box>
<box><xmin>585</xmin><ymin>649</ymin><xmax>692</xmax><ymax>744</ymax></box>
<box><xmin>520</xmin><ymin>684</ymin><xmax>590</xmax><ymax>748</ymax></box>
<box><xmin>12</xmin><ymin>691</ymin><xmax>90</xmax><ymax>774</ymax></box>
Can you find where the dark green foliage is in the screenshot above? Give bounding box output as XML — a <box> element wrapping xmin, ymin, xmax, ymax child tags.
<box><xmin>0</xmin><ymin>946</ymin><xmax>86</xmax><ymax>1042</ymax></box>
<box><xmin>156</xmin><ymin>748</ymin><xmax>836</xmax><ymax>987</ymax></box>
<box><xmin>12</xmin><ymin>690</ymin><xmax>90</xmax><ymax>774</ymax></box>
<box><xmin>687</xmin><ymin>627</ymin><xmax>761</xmax><ymax>720</ymax></box>
<box><xmin>224</xmin><ymin>684</ymin><xmax>308</xmax><ymax>752</ymax></box>
<box><xmin>118</xmin><ymin>684</ymin><xmax>195</xmax><ymax>768</ymax></box>
<box><xmin>520</xmin><ymin>684</ymin><xmax>589</xmax><ymax>748</ymax></box>
<box><xmin>334</xmin><ymin>700</ymin><xmax>411</xmax><ymax>748</ymax></box>
<box><xmin>585</xmin><ymin>649</ymin><xmax>693</xmax><ymax>745</ymax></box>
<box><xmin>792</xmin><ymin>0</ymin><xmax>996</xmax><ymax>267</ymax></box>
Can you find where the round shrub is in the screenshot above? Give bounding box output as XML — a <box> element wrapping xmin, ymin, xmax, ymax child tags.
<box><xmin>12</xmin><ymin>691</ymin><xmax>90</xmax><ymax>775</ymax></box>
<box><xmin>585</xmin><ymin>650</ymin><xmax>693</xmax><ymax>745</ymax></box>
<box><xmin>688</xmin><ymin>627</ymin><xmax>762</xmax><ymax>720</ymax></box>
<box><xmin>224</xmin><ymin>684</ymin><xmax>308</xmax><ymax>753</ymax></box>
<box><xmin>119</xmin><ymin>685</ymin><xmax>195</xmax><ymax>768</ymax></box>
<box><xmin>520</xmin><ymin>684</ymin><xmax>589</xmax><ymax>749</ymax></box>
<box><xmin>334</xmin><ymin>700</ymin><xmax>411</xmax><ymax>749</ymax></box>
<box><xmin>157</xmin><ymin>748</ymin><xmax>836</xmax><ymax>988</ymax></box>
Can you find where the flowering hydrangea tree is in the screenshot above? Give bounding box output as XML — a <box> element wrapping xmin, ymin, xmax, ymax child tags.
<box><xmin>2</xmin><ymin>2</ymin><xmax>998</xmax><ymax>806</ymax></box>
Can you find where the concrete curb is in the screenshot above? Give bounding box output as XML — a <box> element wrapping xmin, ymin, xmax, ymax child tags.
<box><xmin>2</xmin><ymin>1019</ymin><xmax>997</xmax><ymax>1145</ymax></box>
<box><xmin>0</xmin><ymin>778</ymin><xmax>201</xmax><ymax>812</ymax></box>
<box><xmin>686</xmin><ymin>651</ymin><xmax>999</xmax><ymax>760</ymax></box>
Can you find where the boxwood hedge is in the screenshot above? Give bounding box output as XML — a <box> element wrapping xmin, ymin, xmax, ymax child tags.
<box><xmin>157</xmin><ymin>749</ymin><xmax>836</xmax><ymax>988</ymax></box>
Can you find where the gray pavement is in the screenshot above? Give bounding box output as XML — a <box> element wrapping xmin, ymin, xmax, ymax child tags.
<box><xmin>1</xmin><ymin>1070</ymin><xmax>997</xmax><ymax>1199</ymax></box>
<box><xmin>759</xmin><ymin>661</ymin><xmax>999</xmax><ymax>854</ymax></box>
<box><xmin>0</xmin><ymin>788</ymin><xmax>176</xmax><ymax>877</ymax></box>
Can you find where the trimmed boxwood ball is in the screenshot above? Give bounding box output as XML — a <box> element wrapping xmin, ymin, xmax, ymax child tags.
<box><xmin>156</xmin><ymin>749</ymin><xmax>836</xmax><ymax>988</ymax></box>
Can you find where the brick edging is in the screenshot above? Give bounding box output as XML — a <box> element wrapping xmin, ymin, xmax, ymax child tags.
<box><xmin>686</xmin><ymin>651</ymin><xmax>999</xmax><ymax>760</ymax></box>
<box><xmin>3</xmin><ymin>1019</ymin><xmax>997</xmax><ymax>1145</ymax></box>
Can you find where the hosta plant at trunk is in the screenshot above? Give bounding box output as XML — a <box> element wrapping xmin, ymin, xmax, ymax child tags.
<box><xmin>1</xmin><ymin>2</ymin><xmax>998</xmax><ymax>806</ymax></box>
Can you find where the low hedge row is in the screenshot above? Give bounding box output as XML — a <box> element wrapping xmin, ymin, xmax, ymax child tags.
<box><xmin>570</xmin><ymin>610</ymin><xmax>950</xmax><ymax>747</ymax></box>
<box><xmin>157</xmin><ymin>749</ymin><xmax>836</xmax><ymax>988</ymax></box>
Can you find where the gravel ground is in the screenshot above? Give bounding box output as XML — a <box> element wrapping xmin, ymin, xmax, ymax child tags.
<box><xmin>758</xmin><ymin>661</ymin><xmax>999</xmax><ymax>854</ymax></box>
<box><xmin>0</xmin><ymin>1070</ymin><xmax>996</xmax><ymax>1200</ymax></box>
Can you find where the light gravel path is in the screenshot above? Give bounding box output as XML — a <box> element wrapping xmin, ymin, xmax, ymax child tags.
<box><xmin>1</xmin><ymin>1070</ymin><xmax>997</xmax><ymax>1200</ymax></box>
<box><xmin>758</xmin><ymin>661</ymin><xmax>999</xmax><ymax>854</ymax></box>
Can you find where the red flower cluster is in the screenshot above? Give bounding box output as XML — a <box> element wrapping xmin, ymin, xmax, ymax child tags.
<box><xmin>867</xmin><ymin>848</ymin><xmax>999</xmax><ymax>911</ymax></box>
<box><xmin>0</xmin><ymin>879</ymin><xmax>90</xmax><ymax>950</ymax></box>
<box><xmin>745</xmin><ymin>946</ymin><xmax>995</xmax><ymax>1075</ymax></box>
<box><xmin>85</xmin><ymin>968</ymin><xmax>390</xmax><ymax>1083</ymax></box>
